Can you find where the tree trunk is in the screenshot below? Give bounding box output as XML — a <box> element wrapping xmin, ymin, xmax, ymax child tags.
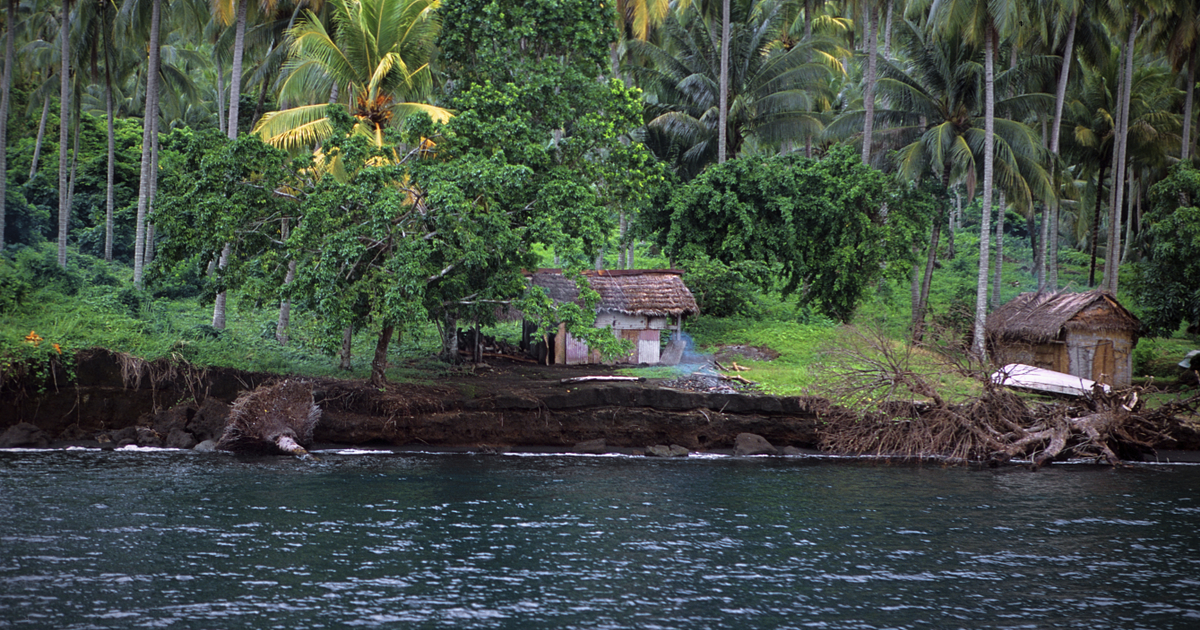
<box><xmin>1122</xmin><ymin>171</ymin><xmax>1135</xmax><ymax>262</ymax></box>
<box><xmin>0</xmin><ymin>0</ymin><xmax>14</xmax><ymax>251</ymax></box>
<box><xmin>104</xmin><ymin>7</ymin><xmax>115</xmax><ymax>262</ymax></box>
<box><xmin>1184</xmin><ymin>49</ymin><xmax>1196</xmax><ymax>162</ymax></box>
<box><xmin>991</xmin><ymin>191</ymin><xmax>1004</xmax><ymax>308</ymax></box>
<box><xmin>1106</xmin><ymin>16</ymin><xmax>1138</xmax><ymax>295</ymax></box>
<box><xmin>66</xmin><ymin>92</ymin><xmax>80</xmax><ymax>228</ymax></box>
<box><xmin>29</xmin><ymin>97</ymin><xmax>50</xmax><ymax>180</ymax></box>
<box><xmin>910</xmin><ymin>259</ymin><xmax>921</xmax><ymax>331</ymax></box>
<box><xmin>618</xmin><ymin>211</ymin><xmax>627</xmax><ymax>268</ymax></box>
<box><xmin>1088</xmin><ymin>161</ymin><xmax>1107</xmax><ymax>287</ymax></box>
<box><xmin>883</xmin><ymin>0</ymin><xmax>893</xmax><ymax>59</ymax></box>
<box><xmin>145</xmin><ymin>133</ymin><xmax>159</xmax><ymax>266</ymax></box>
<box><xmin>441</xmin><ymin>313</ymin><xmax>459</xmax><ymax>363</ymax></box>
<box><xmin>860</xmin><ymin>5</ymin><xmax>878</xmax><ymax>165</ymax></box>
<box><xmin>1047</xmin><ymin>12</ymin><xmax>1076</xmax><ymax>291</ymax></box>
<box><xmin>227</xmin><ymin>0</ymin><xmax>248</xmax><ymax>139</ymax></box>
<box><xmin>717</xmin><ymin>0</ymin><xmax>730</xmax><ymax>164</ymax></box>
<box><xmin>211</xmin><ymin>243</ymin><xmax>231</xmax><ymax>328</ymax></box>
<box><xmin>216</xmin><ymin>54</ymin><xmax>226</xmax><ymax>136</ymax></box>
<box><xmin>57</xmin><ymin>0</ymin><xmax>71</xmax><ymax>268</ymax></box>
<box><xmin>803</xmin><ymin>0</ymin><xmax>812</xmax><ymax>40</ymax></box>
<box><xmin>972</xmin><ymin>23</ymin><xmax>996</xmax><ymax>361</ymax></box>
<box><xmin>277</xmin><ymin>259</ymin><xmax>296</xmax><ymax>344</ymax></box>
<box><xmin>369</xmin><ymin>325</ymin><xmax>394</xmax><ymax>387</ymax></box>
<box><xmin>133</xmin><ymin>0</ymin><xmax>162</xmax><ymax>288</ymax></box>
<box><xmin>946</xmin><ymin>209</ymin><xmax>956</xmax><ymax>259</ymax></box>
<box><xmin>339</xmin><ymin>325</ymin><xmax>353</xmax><ymax>370</ymax></box>
<box><xmin>912</xmin><ymin>214</ymin><xmax>942</xmax><ymax>341</ymax></box>
<box><xmin>277</xmin><ymin>218</ymin><xmax>294</xmax><ymax>344</ymax></box>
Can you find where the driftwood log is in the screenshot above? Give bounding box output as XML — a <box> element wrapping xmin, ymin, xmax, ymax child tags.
<box><xmin>217</xmin><ymin>380</ymin><xmax>321</xmax><ymax>455</ymax></box>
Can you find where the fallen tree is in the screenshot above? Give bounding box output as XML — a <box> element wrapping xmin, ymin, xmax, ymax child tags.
<box><xmin>813</xmin><ymin>326</ymin><xmax>1200</xmax><ymax>467</ymax></box>
<box><xmin>217</xmin><ymin>380</ymin><xmax>321</xmax><ymax>455</ymax></box>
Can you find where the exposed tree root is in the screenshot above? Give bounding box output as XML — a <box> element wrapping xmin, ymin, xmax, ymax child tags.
<box><xmin>814</xmin><ymin>326</ymin><xmax>1198</xmax><ymax>467</ymax></box>
<box><xmin>217</xmin><ymin>379</ymin><xmax>321</xmax><ymax>456</ymax></box>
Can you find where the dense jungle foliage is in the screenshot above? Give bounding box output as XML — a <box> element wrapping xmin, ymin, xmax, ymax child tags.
<box><xmin>1</xmin><ymin>0</ymin><xmax>1198</xmax><ymax>391</ymax></box>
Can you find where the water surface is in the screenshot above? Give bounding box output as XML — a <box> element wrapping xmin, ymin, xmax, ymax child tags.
<box><xmin>1</xmin><ymin>449</ymin><xmax>1198</xmax><ymax>629</ymax></box>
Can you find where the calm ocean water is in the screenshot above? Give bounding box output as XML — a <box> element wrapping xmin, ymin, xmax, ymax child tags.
<box><xmin>1</xmin><ymin>449</ymin><xmax>1198</xmax><ymax>629</ymax></box>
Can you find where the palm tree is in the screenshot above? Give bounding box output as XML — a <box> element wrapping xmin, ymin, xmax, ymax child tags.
<box><xmin>630</xmin><ymin>0</ymin><xmax>840</xmax><ymax>178</ymax></box>
<box><xmin>0</xmin><ymin>0</ymin><xmax>15</xmax><ymax>252</ymax></box>
<box><xmin>832</xmin><ymin>22</ymin><xmax>1051</xmax><ymax>336</ymax></box>
<box><xmin>916</xmin><ymin>0</ymin><xmax>1027</xmax><ymax>361</ymax></box>
<box><xmin>57</xmin><ymin>0</ymin><xmax>72</xmax><ymax>268</ymax></box>
<box><xmin>254</xmin><ymin>0</ymin><xmax>449</xmax><ymax>153</ymax></box>
<box><xmin>126</xmin><ymin>0</ymin><xmax>163</xmax><ymax>288</ymax></box>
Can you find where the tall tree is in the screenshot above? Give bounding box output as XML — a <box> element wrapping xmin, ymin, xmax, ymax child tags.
<box><xmin>57</xmin><ymin>0</ymin><xmax>71</xmax><ymax>267</ymax></box>
<box><xmin>130</xmin><ymin>0</ymin><xmax>162</xmax><ymax>288</ymax></box>
<box><xmin>919</xmin><ymin>0</ymin><xmax>1026</xmax><ymax>361</ymax></box>
<box><xmin>718</xmin><ymin>0</ymin><xmax>730</xmax><ymax>163</ymax></box>
<box><xmin>0</xmin><ymin>0</ymin><xmax>15</xmax><ymax>251</ymax></box>
<box><xmin>631</xmin><ymin>0</ymin><xmax>839</xmax><ymax>178</ymax></box>
<box><xmin>254</xmin><ymin>0</ymin><xmax>450</xmax><ymax>152</ymax></box>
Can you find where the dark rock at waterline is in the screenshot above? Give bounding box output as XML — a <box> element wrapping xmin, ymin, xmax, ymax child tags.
<box><xmin>166</xmin><ymin>429</ymin><xmax>198</xmax><ymax>450</ymax></box>
<box><xmin>189</xmin><ymin>398</ymin><xmax>231</xmax><ymax>443</ymax></box>
<box><xmin>152</xmin><ymin>406</ymin><xmax>193</xmax><ymax>438</ymax></box>
<box><xmin>645</xmin><ymin>444</ymin><xmax>690</xmax><ymax>457</ymax></box>
<box><xmin>734</xmin><ymin>433</ymin><xmax>777</xmax><ymax>456</ymax></box>
<box><xmin>107</xmin><ymin>426</ymin><xmax>138</xmax><ymax>446</ymax></box>
<box><xmin>136</xmin><ymin>427</ymin><xmax>163</xmax><ymax>447</ymax></box>
<box><xmin>0</xmin><ymin>423</ymin><xmax>49</xmax><ymax>448</ymax></box>
<box><xmin>574</xmin><ymin>438</ymin><xmax>607</xmax><ymax>454</ymax></box>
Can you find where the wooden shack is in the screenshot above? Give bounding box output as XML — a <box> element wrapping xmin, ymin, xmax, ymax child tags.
<box><xmin>527</xmin><ymin>269</ymin><xmax>699</xmax><ymax>365</ymax></box>
<box><xmin>985</xmin><ymin>290</ymin><xmax>1142</xmax><ymax>387</ymax></box>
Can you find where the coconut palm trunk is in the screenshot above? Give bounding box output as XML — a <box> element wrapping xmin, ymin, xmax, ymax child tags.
<box><xmin>972</xmin><ymin>22</ymin><xmax>996</xmax><ymax>361</ymax></box>
<box><xmin>861</xmin><ymin>4</ymin><xmax>878</xmax><ymax>165</ymax></box>
<box><xmin>1105</xmin><ymin>15</ymin><xmax>1138</xmax><ymax>295</ymax></box>
<box><xmin>718</xmin><ymin>0</ymin><xmax>730</xmax><ymax>164</ymax></box>
<box><xmin>227</xmin><ymin>0</ymin><xmax>248</xmax><ymax>139</ymax></box>
<box><xmin>29</xmin><ymin>97</ymin><xmax>50</xmax><ymax>180</ymax></box>
<box><xmin>103</xmin><ymin>4</ymin><xmax>115</xmax><ymax>261</ymax></box>
<box><xmin>214</xmin><ymin>0</ymin><xmax>249</xmax><ymax>328</ymax></box>
<box><xmin>133</xmin><ymin>0</ymin><xmax>162</xmax><ymax>288</ymax></box>
<box><xmin>1184</xmin><ymin>50</ymin><xmax>1195</xmax><ymax>162</ymax></box>
<box><xmin>991</xmin><ymin>191</ymin><xmax>1005</xmax><ymax>307</ymax></box>
<box><xmin>0</xmin><ymin>0</ymin><xmax>14</xmax><ymax>251</ymax></box>
<box><xmin>58</xmin><ymin>0</ymin><xmax>71</xmax><ymax>268</ymax></box>
<box><xmin>1044</xmin><ymin>11</ymin><xmax>1077</xmax><ymax>291</ymax></box>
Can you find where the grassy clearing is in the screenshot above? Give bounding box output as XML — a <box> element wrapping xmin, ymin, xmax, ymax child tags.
<box><xmin>3</xmin><ymin>224</ymin><xmax>1198</xmax><ymax>404</ymax></box>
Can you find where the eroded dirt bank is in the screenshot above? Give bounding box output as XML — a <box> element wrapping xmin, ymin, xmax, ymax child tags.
<box><xmin>1</xmin><ymin>349</ymin><xmax>829</xmax><ymax>451</ymax></box>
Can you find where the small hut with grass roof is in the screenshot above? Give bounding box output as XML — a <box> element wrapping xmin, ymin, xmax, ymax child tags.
<box><xmin>985</xmin><ymin>290</ymin><xmax>1142</xmax><ymax>387</ymax></box>
<box><xmin>526</xmin><ymin>269</ymin><xmax>699</xmax><ymax>365</ymax></box>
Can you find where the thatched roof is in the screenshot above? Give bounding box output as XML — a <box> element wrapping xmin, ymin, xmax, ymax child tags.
<box><xmin>986</xmin><ymin>290</ymin><xmax>1141</xmax><ymax>344</ymax></box>
<box><xmin>528</xmin><ymin>269</ymin><xmax>699</xmax><ymax>318</ymax></box>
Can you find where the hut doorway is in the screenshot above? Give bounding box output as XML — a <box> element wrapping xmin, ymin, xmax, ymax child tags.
<box><xmin>1092</xmin><ymin>341</ymin><xmax>1115</xmax><ymax>385</ymax></box>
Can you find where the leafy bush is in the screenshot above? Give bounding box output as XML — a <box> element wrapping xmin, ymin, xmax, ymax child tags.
<box><xmin>681</xmin><ymin>255</ymin><xmax>772</xmax><ymax>318</ymax></box>
<box><xmin>0</xmin><ymin>257</ymin><xmax>31</xmax><ymax>313</ymax></box>
<box><xmin>11</xmin><ymin>244</ymin><xmax>84</xmax><ymax>296</ymax></box>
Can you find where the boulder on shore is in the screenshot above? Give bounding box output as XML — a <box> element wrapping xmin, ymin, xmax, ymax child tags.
<box><xmin>0</xmin><ymin>423</ymin><xmax>49</xmax><ymax>448</ymax></box>
<box><xmin>734</xmin><ymin>433</ymin><xmax>777</xmax><ymax>456</ymax></box>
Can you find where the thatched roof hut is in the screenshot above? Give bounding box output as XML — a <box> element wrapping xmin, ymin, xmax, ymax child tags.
<box><xmin>986</xmin><ymin>291</ymin><xmax>1141</xmax><ymax>387</ymax></box>
<box><xmin>527</xmin><ymin>269</ymin><xmax>699</xmax><ymax>318</ymax></box>
<box><xmin>526</xmin><ymin>269</ymin><xmax>699</xmax><ymax>365</ymax></box>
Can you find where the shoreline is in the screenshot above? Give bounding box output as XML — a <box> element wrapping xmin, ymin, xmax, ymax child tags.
<box><xmin>4</xmin><ymin>348</ymin><xmax>1199</xmax><ymax>461</ymax></box>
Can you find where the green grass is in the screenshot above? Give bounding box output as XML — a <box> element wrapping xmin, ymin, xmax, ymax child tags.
<box><xmin>4</xmin><ymin>221</ymin><xmax>1198</xmax><ymax>405</ymax></box>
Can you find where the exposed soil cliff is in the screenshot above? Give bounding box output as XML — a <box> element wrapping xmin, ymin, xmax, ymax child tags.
<box><xmin>0</xmin><ymin>349</ymin><xmax>829</xmax><ymax>451</ymax></box>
